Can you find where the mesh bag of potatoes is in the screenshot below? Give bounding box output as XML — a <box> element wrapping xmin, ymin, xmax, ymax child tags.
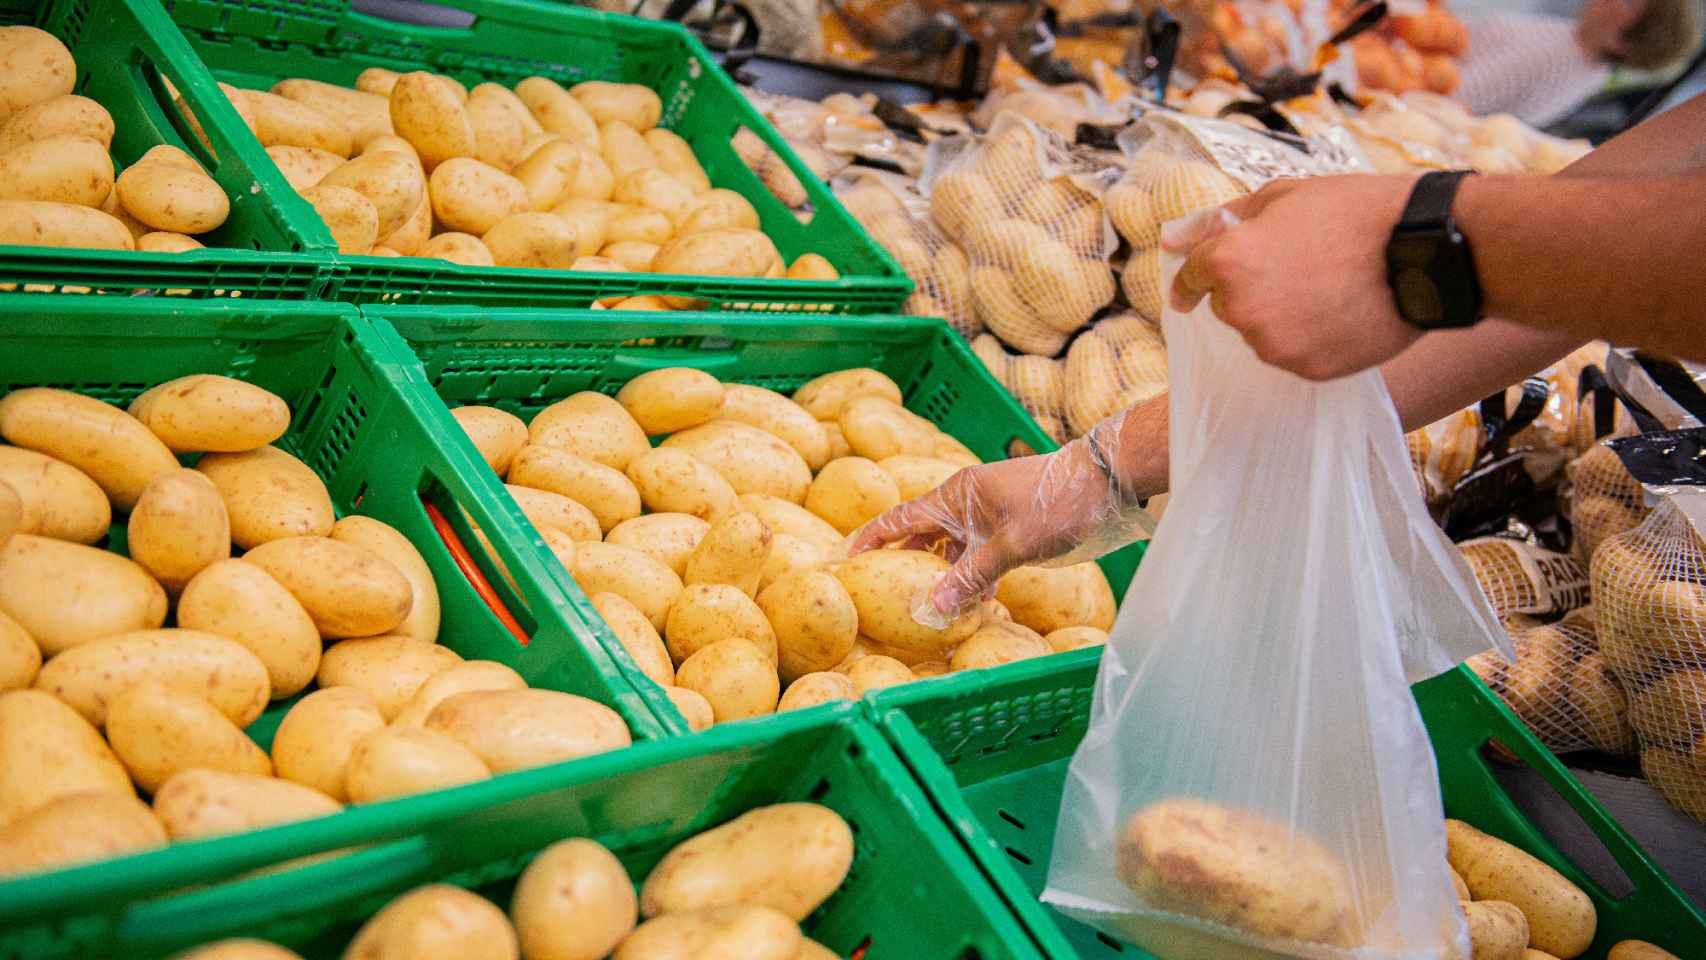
<box><xmin>835</xmin><ymin>171</ymin><xmax>978</xmax><ymax>337</ymax></box>
<box><xmin>1465</xmin><ymin>606</ymin><xmax>1639</xmax><ymax>758</ymax></box>
<box><xmin>1567</xmin><ymin>442</ymin><xmax>1650</xmax><ymax>566</ymax></box>
<box><xmin>925</xmin><ymin>114</ymin><xmax>1120</xmax><ymax>356</ymax></box>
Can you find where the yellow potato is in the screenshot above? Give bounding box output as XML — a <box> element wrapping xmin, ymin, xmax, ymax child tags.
<box><xmin>616</xmin><ymin>367</ymin><xmax>726</xmax><ymax>435</ymax></box>
<box><xmin>0</xmin><ymin>134</ymin><xmax>113</xmax><ymax>207</ymax></box>
<box><xmin>530</xmin><ymin>392</ymin><xmax>651</xmax><ymax>470</ymax></box>
<box><xmin>611</xmin><ymin>296</ymin><xmax>672</xmax><ymax>311</ymax></box>
<box><xmin>1447</xmin><ymin>819</ymin><xmax>1596</xmax><ymax>958</ymax></box>
<box><xmin>271</xmin><ymin>78</ymin><xmax>391</xmax><ymax>149</ymax></box>
<box><xmin>910</xmin><ymin>660</ymin><xmax>950</xmax><ymax>680</ymax></box>
<box><xmin>0</xmin><ymin>198</ymin><xmax>133</xmax><ymax>249</ymax></box>
<box><xmin>137</xmin><ymin>143</ymin><xmax>202</xmax><ymax>171</ymax></box>
<box><xmin>196</xmin><ymin>446</ymin><xmax>334</xmax><ymax>549</ymax></box>
<box><xmin>1463</xmin><ymin>900</ymin><xmax>1530</xmax><ymax>960</ymax></box>
<box><xmin>650</xmin><ymin>228</ymin><xmax>778</xmax><ymax>285</ymax></box>
<box><xmin>665</xmin><ymin>685</ymin><xmax>714</xmax><ymax>732</ymax></box>
<box><xmin>877</xmin><ymin>455</ymin><xmax>956</xmax><ymax>501</ymax></box>
<box><xmin>603</xmin><ymin>203</ymin><xmax>672</xmax><ymax>246</ymax></box>
<box><xmin>1044</xmin><ymin>625</ymin><xmax>1107</xmax><ymax>653</ymax></box>
<box><xmin>951</xmin><ymin>620</ymin><xmax>1051</xmax><ymax>671</ymax></box>
<box><xmin>390</xmin><ymin>71</ymin><xmax>475</xmax><ymax>170</ymax></box>
<box><xmin>641</xmin><ymin>803</ymin><xmax>852</xmax><ymax>919</ymax></box>
<box><xmin>0</xmin><ymin>445</ymin><xmax>111</xmax><ymax>543</ymax></box>
<box><xmin>271</xmin><ymin>686</ymin><xmax>385</xmax><ymax>801</ymax></box>
<box><xmin>674</xmin><ymin>639</ymin><xmax>779</xmax><ymax>723</ymax></box>
<box><xmin>550</xmin><ymin>199</ymin><xmax>608</xmax><ymax>258</ymax></box>
<box><xmin>0</xmin><ymin>94</ymin><xmax>112</xmax><ymax>153</ymax></box>
<box><xmin>665</xmin><ymin>583</ymin><xmax>778</xmax><ymax>665</ymax></box>
<box><xmin>1607</xmin><ymin>942</ymin><xmax>1683</xmax><ymax>960</ymax></box>
<box><xmin>736</xmin><ymin>493</ymin><xmax>844</xmax><ymax>556</ymax></box>
<box><xmin>599</xmin><ymin>240</ymin><xmax>658</xmax><ymax>271</ymax></box>
<box><xmin>345</xmin><ymin>884</ymin><xmax>519</xmax><ymax>960</ymax></box>
<box><xmin>361</xmin><ymin>134</ymin><xmax>419</xmax><ymax>160</ymax></box>
<box><xmin>786</xmin><ymin>254</ymin><xmax>838</xmax><ymax>281</ymax></box>
<box><xmin>514</xmin><ymin>139</ymin><xmax>589</xmax><ymax>211</ymax></box>
<box><xmin>106</xmin><ymin>681</ymin><xmax>271</xmax><ymax>794</ymax></box>
<box><xmin>516</xmin><ymin>76</ymin><xmax>600</xmax><ymax>148</ymax></box>
<box><xmin>0</xmin><ymin>791</ymin><xmax>164</xmax><ymax>879</ymax></box>
<box><xmin>662</xmin><ymin>420</ymin><xmax>812</xmax><ymax>503</ymax></box>
<box><xmin>330</xmin><ymin>515</ymin><xmax>439</xmax><ymax>644</ymax></box>
<box><xmin>419</xmin><ymin>231</ymin><xmax>494</xmax><ymax>266</ymax></box>
<box><xmin>555</xmin><ymin>147</ymin><xmax>613</xmax><ymax>203</ymax></box>
<box><xmin>778</xmin><ymin>671</ymin><xmax>858</xmax><ymax>711</ymax></box>
<box><xmin>177</xmin><ymin>559</ymin><xmax>319</xmax><ymax>698</ymax></box>
<box><xmin>0</xmin><ymin>387</ymin><xmax>178</xmax><ymax>510</ymax></box>
<box><xmin>507</xmin><ymin>483</ymin><xmax>602</xmax><ymax>542</ymax></box>
<box><xmin>450</xmin><ymin>405</ymin><xmax>528</xmax><ymax>475</ymax></box>
<box><xmin>613</xmin><ymin>168</ymin><xmax>696</xmax><ymax>228</ymax></box>
<box><xmin>344</xmin><ymin>726</ymin><xmax>490</xmax><ymax>803</ymax></box>
<box><xmin>127</xmin><ymin>374</ymin><xmax>289</xmax><ymax>454</ymax></box>
<box><xmin>591</xmin><ymin>592</ymin><xmax>674</xmax><ymax>688</ymax></box>
<box><xmin>719</xmin><ymin>384</ymin><xmax>831</xmax><ymax>471</ymax></box>
<box><xmin>0</xmin><ymin>610</ymin><xmax>38</xmax><ymax>693</ymax></box>
<box><xmin>318</xmin><ymin>636</ymin><xmax>462</xmax><ymax>721</ymax></box>
<box><xmin>599</xmin><ymin>120</ymin><xmax>657</xmax><ymax>181</ymax></box>
<box><xmin>0</xmin><ymin>27</ymin><xmax>74</xmax><ymax>120</ymax></box>
<box><xmin>316</xmin><ymin>150</ymin><xmax>424</xmax><ymax>238</ymax></box>
<box><xmin>675</xmin><ymin>188</ymin><xmax>759</xmax><ymax>236</ymax></box>
<box><xmin>0</xmin><ymin>481</ymin><xmax>13</xmax><ymax>547</ymax></box>
<box><xmin>127</xmin><ymin>468</ymin><xmax>230</xmax><ymax>592</ymax></box>
<box><xmin>0</xmin><ymin>535</ymin><xmax>165</xmax><ymax>656</ymax></box>
<box><xmin>301</xmin><ymin>183</ymin><xmax>377</xmax><ymax>253</ymax></box>
<box><xmin>465</xmin><ymin>83</ymin><xmax>528</xmax><ymax>171</ymax></box>
<box><xmin>792</xmin><ymin>369</ymin><xmax>903</xmax><ymax>422</ymax></box>
<box><xmin>511</xmin><ymin>838</ymin><xmax>637</xmax><ymax>960</ymax></box>
<box><xmin>624</xmin><ymin>449</ymin><xmax>738</xmax><ymax>524</ymax></box>
<box><xmin>426</xmin><ymin>688</ymin><xmax>631</xmax><ymax>773</ymax></box>
<box><xmin>242</xmin><ymin>89</ymin><xmax>351</xmax><ymax>156</ymax></box>
<box><xmin>242</xmin><ymin>532</ymin><xmax>410</xmax><ymax>636</ymax></box>
<box><xmin>137</xmin><ymin>231</ymin><xmax>202</xmax><ymax>253</ymax></box>
<box><xmin>605</xmin><ymin>513</ymin><xmax>710</xmax><ymax>578</ymax></box>
<box><xmin>572</xmin><ymin>541</ymin><xmax>683</xmax><ymax>632</ymax></box>
<box><xmin>756</xmin><ymin>534</ymin><xmax>826</xmax><ymax>594</ymax></box>
<box><xmin>805</xmin><ymin>457</ymin><xmax>900</xmax><ymax>535</ymax></box>
<box><xmin>167</xmin><ymin>940</ymin><xmax>304</xmax><ymax>960</ymax></box>
<box><xmin>572</xmin><ymin>82</ymin><xmax>662</xmax><ymax>131</ymax></box>
<box><xmin>37</xmin><ymin>627</ymin><xmax>269</xmax><ymax>728</ymax></box>
<box><xmin>996</xmin><ymin>562</ymin><xmax>1116</xmax><ymax>634</ymax></box>
<box><xmin>391</xmin><ymin>660</ymin><xmax>526</xmax><ymax>728</ymax></box>
<box><xmin>838</xmin><ymin>396</ymin><xmax>936</xmax><ymax>461</ymax></box>
<box><xmin>644</xmin><ymin>128</ymin><xmax>709</xmax><ymax>193</ymax></box>
<box><xmin>684</xmin><ymin>511</ymin><xmax>773</xmax><ymax>597</ymax></box>
<box><xmin>614</xmin><ymin>906</ymin><xmax>800</xmax><ymax>960</ymax></box>
<box><xmin>429</xmin><ymin>156</ymin><xmax>527</xmax><ymax>235</ymax></box>
<box><xmin>845</xmin><ymin>654</ymin><xmax>913</xmax><ymax>693</ymax></box>
<box><xmin>0</xmin><ymin>690</ymin><xmax>132</xmax><ymax>826</ymax></box>
<box><xmin>355</xmin><ymin>67</ymin><xmax>402</xmax><ymax>97</ymax></box>
<box><xmin>482</xmin><ymin>210</ymin><xmax>580</xmax><ymax>269</ymax></box>
<box><xmin>834</xmin><ymin>549</ymin><xmax>955</xmax><ymax>656</ymax></box>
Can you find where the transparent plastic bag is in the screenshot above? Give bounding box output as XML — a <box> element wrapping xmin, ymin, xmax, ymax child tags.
<box><xmin>1042</xmin><ymin>231</ymin><xmax>1504</xmax><ymax>960</ymax></box>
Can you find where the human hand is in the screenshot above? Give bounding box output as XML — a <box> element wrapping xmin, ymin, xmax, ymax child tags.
<box><xmin>1166</xmin><ymin>174</ymin><xmax>1427</xmax><ymax>382</ymax></box>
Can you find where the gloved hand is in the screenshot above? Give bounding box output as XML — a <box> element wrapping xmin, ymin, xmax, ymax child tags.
<box><xmin>848</xmin><ymin>408</ymin><xmax>1157</xmax><ymax>627</ymax></box>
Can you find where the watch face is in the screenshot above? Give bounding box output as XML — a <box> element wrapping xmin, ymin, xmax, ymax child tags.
<box><xmin>1393</xmin><ymin>265</ymin><xmax>1443</xmax><ymax>327</ymax></box>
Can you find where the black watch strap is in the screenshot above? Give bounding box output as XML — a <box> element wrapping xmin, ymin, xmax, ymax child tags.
<box><xmin>1387</xmin><ymin>169</ymin><xmax>1483</xmax><ymax>330</ymax></box>
<box><xmin>1401</xmin><ymin>169</ymin><xmax>1473</xmax><ymax>228</ymax></box>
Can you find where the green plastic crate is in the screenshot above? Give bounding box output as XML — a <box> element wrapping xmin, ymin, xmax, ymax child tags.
<box><xmin>166</xmin><ymin>0</ymin><xmax>912</xmax><ymax>312</ymax></box>
<box><xmin>367</xmin><ymin>306</ymin><xmax>1147</xmax><ymax>735</ymax></box>
<box><xmin>871</xmin><ymin>662</ymin><xmax>1706</xmax><ymax>959</ymax></box>
<box><xmin>0</xmin><ymin>0</ymin><xmax>333</xmax><ymax>297</ymax></box>
<box><xmin>0</xmin><ymin>296</ymin><xmax>672</xmax><ymax>960</ymax></box>
<box><xmin>26</xmin><ymin>708</ymin><xmax>1054</xmax><ymax>960</ymax></box>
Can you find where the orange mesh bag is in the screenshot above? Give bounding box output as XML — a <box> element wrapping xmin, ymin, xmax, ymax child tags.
<box><xmin>837</xmin><ymin>172</ymin><xmax>978</xmax><ymax>337</ymax></box>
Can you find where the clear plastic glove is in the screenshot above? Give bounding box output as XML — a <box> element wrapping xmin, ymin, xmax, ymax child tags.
<box><xmin>847</xmin><ymin>409</ymin><xmax>1156</xmax><ymax>628</ymax></box>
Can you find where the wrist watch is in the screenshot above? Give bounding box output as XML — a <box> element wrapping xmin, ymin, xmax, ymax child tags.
<box><xmin>1385</xmin><ymin>170</ymin><xmax>1484</xmax><ymax>330</ymax></box>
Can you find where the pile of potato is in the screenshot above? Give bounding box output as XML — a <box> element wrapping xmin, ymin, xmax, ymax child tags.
<box><xmin>0</xmin><ymin>377</ymin><xmax>630</xmax><ymax>880</ymax></box>
<box><xmin>449</xmin><ymin>365</ymin><xmax>1117</xmax><ymax>727</ymax></box>
<box><xmin>0</xmin><ymin>26</ymin><xmax>230</xmax><ymax>253</ymax></box>
<box><xmin>214</xmin><ymin>67</ymin><xmax>836</xmax><ymax>295</ymax></box>
<box><xmin>172</xmin><ymin>802</ymin><xmax>853</xmax><ymax>960</ymax></box>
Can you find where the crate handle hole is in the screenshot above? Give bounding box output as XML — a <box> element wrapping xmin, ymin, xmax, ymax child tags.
<box><xmin>1003</xmin><ymin>846</ymin><xmax>1032</xmax><ymax>866</ymax></box>
<box><xmin>1095</xmin><ymin>931</ymin><xmax>1128</xmax><ymax>952</ymax></box>
<box><xmin>996</xmin><ymin>809</ymin><xmax>1026</xmax><ymax>830</ymax></box>
<box><xmin>807</xmin><ymin>777</ymin><xmax>831</xmax><ymax>801</ymax></box>
<box><xmin>1475</xmin><ymin>739</ymin><xmax>1636</xmax><ymax>899</ymax></box>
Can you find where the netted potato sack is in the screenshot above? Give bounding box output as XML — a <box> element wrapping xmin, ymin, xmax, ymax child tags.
<box><xmin>1592</xmin><ymin>500</ymin><xmax>1706</xmax><ymax>820</ymax></box>
<box><xmin>1466</xmin><ymin>607</ymin><xmax>1636</xmax><ymax>759</ymax></box>
<box><xmin>928</xmin><ymin>115</ymin><xmax>1116</xmax><ymax>355</ymax></box>
<box><xmin>1103</xmin><ymin>138</ymin><xmax>1246</xmax><ymax>324</ymax></box>
<box><xmin>1405</xmin><ymin>408</ymin><xmax>1482</xmax><ymax>502</ymax></box>
<box><xmin>1567</xmin><ymin>443</ymin><xmax>1651</xmax><ymax>566</ymax></box>
<box><xmin>837</xmin><ymin>174</ymin><xmax>977</xmax><ymax>337</ymax></box>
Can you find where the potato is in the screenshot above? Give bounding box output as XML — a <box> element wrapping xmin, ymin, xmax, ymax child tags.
<box><xmin>0</xmin><ymin>134</ymin><xmax>113</xmax><ymax>207</ymax></box>
<box><xmin>168</xmin><ymin>940</ymin><xmax>304</xmax><ymax>960</ymax></box>
<box><xmin>662</xmin><ymin>420</ymin><xmax>812</xmax><ymax>503</ymax></box>
<box><xmin>301</xmin><ymin>183</ymin><xmax>377</xmax><ymax>253</ymax></box>
<box><xmin>0</xmin><ymin>535</ymin><xmax>165</xmax><ymax>656</ymax></box>
<box><xmin>996</xmin><ymin>563</ymin><xmax>1116</xmax><ymax>635</ymax></box>
<box><xmin>599</xmin><ymin>240</ymin><xmax>658</xmax><ymax>271</ymax></box>
<box><xmin>426</xmin><ymin>689</ymin><xmax>631</xmax><ymax>773</ymax></box>
<box><xmin>106</xmin><ymin>681</ymin><xmax>271</xmax><ymax>793</ymax></box>
<box><xmin>197</xmin><ymin>446</ymin><xmax>335</xmax><ymax>549</ymax></box>
<box><xmin>616</xmin><ymin>906</ymin><xmax>799</xmax><ymax>960</ymax></box>
<box><xmin>429</xmin><ymin>157</ymin><xmax>527</xmax><ymax>235</ymax></box>
<box><xmin>644</xmin><ymin>128</ymin><xmax>709</xmax><ymax>193</ymax></box>
<box><xmin>343</xmin><ymin>726</ymin><xmax>490</xmax><ymax>803</ymax></box>
<box><xmin>737</xmin><ymin>494</ymin><xmax>844</xmax><ymax>556</ymax></box>
<box><xmin>0</xmin><ymin>791</ymin><xmax>164</xmax><ymax>878</ymax></box>
<box><xmin>242</xmin><ymin>89</ymin><xmax>351</xmax><ymax>156</ymax></box>
<box><xmin>611</xmin><ymin>169</ymin><xmax>694</xmax><ymax>227</ymax></box>
<box><xmin>0</xmin><ymin>387</ymin><xmax>178</xmax><ymax>510</ymax></box>
<box><xmin>0</xmin><ymin>27</ymin><xmax>74</xmax><ymax>120</ymax></box>
<box><xmin>778</xmin><ymin>671</ymin><xmax>858</xmax><ymax>711</ymax></box>
<box><xmin>114</xmin><ymin>157</ymin><xmax>229</xmax><ymax>233</ymax></box>
<box><xmin>834</xmin><ymin>549</ymin><xmax>956</xmax><ymax>656</ymax></box>
<box><xmin>128</xmin><ymin>469</ymin><xmax>229</xmax><ymax>592</ymax></box>
<box><xmin>665</xmin><ymin>583</ymin><xmax>778</xmax><ymax>665</ymax></box>
<box><xmin>266</xmin><ymin>144</ymin><xmax>346</xmax><ymax>191</ymax></box>
<box><xmin>805</xmin><ymin>457</ymin><xmax>900</xmax><ymax>536</ymax></box>
<box><xmin>0</xmin><ymin>94</ymin><xmax>112</xmax><ymax>153</ymax></box>
<box><xmin>838</xmin><ymin>397</ymin><xmax>937</xmax><ymax>462</ymax></box>
<box><xmin>516</xmin><ymin>77</ymin><xmax>600</xmax><ymax>148</ymax></box>
<box><xmin>378</xmin><ymin>190</ymin><xmax>432</xmax><ymax>255</ymax></box>
<box><xmin>605</xmin><ymin>513</ymin><xmax>709</xmax><ymax>578</ymax></box>
<box><xmin>345</xmin><ymin>884</ymin><xmax>518</xmax><ymax>960</ymax></box>
<box><xmin>451</xmin><ymin>405</ymin><xmax>528</xmax><ymax>475</ymax></box>
<box><xmin>675</xmin><ymin>189</ymin><xmax>759</xmax><ymax>236</ymax></box>
<box><xmin>0</xmin><ymin>610</ymin><xmax>37</xmax><ymax>692</ymax></box>
<box><xmin>0</xmin><ymin>445</ymin><xmax>111</xmax><ymax>543</ymax></box>
<box><xmin>572</xmin><ymin>82</ymin><xmax>662</xmax><ymax>132</ymax></box>
<box><xmin>718</xmin><ymin>385</ymin><xmax>831</xmax><ymax>472</ymax></box>
<box><xmin>756</xmin><ymin>535</ymin><xmax>825</xmax><ymax>594</ymax></box>
<box><xmin>1607</xmin><ymin>942</ymin><xmax>1683</xmax><ymax>960</ymax></box>
<box><xmin>481</xmin><ymin>211</ymin><xmax>579</xmax><ymax>269</ymax></box>
<box><xmin>792</xmin><ymin>369</ymin><xmax>902</xmax><ymax>422</ymax></box>
<box><xmin>599</xmin><ymin>120</ymin><xmax>657</xmax><ymax>181</ymax></box>
<box><xmin>244</xmin><ymin>536</ymin><xmax>414</xmax><ymax>640</ymax></box>
<box><xmin>684</xmin><ymin>512</ymin><xmax>773</xmax><ymax>597</ymax></box>
<box><xmin>603</xmin><ymin>204</ymin><xmax>672</xmax><ymax>246</ymax></box>
<box><xmin>582</xmin><ymin>593</ymin><xmax>671</xmax><ymax>690</ymax></box>
<box><xmin>549</xmin><ymin>198</ymin><xmax>609</xmax><ymax>258</ymax></box>
<box><xmin>616</xmin><ymin>368</ymin><xmax>726</xmax><ymax>435</ymax></box>
<box><xmin>641</xmin><ymin>803</ymin><xmax>852</xmax><ymax>919</ymax></box>
<box><xmin>317</xmin><ymin>636</ymin><xmax>461</xmax><ymax>723</ymax></box>
<box><xmin>757</xmin><ymin>570</ymin><xmax>857</xmax><ymax>683</ymax></box>
<box><xmin>844</xmin><ymin>654</ymin><xmax>911</xmax><ymax>693</ymax></box>
<box><xmin>651</xmin><ymin>228</ymin><xmax>778</xmax><ymax>285</ymax></box>
<box><xmin>419</xmin><ymin>231</ymin><xmax>494</xmax><ymax>266</ymax></box>
<box><xmin>556</xmin><ymin>148</ymin><xmax>613</xmax><ymax>203</ymax></box>
<box><xmin>511</xmin><ymin>838</ymin><xmax>636</xmax><ymax>960</ymax></box>
<box><xmin>674</xmin><ymin>639</ymin><xmax>778</xmax><ymax>723</ymax></box>
<box><xmin>126</xmin><ymin>374</ymin><xmax>288</xmax><ymax>455</ymax></box>
<box><xmin>514</xmin><ymin>139</ymin><xmax>587</xmax><ymax>211</ymax></box>
<box><xmin>663</xmin><ymin>685</ymin><xmax>714</xmax><ymax>731</ymax></box>
<box><xmin>626</xmin><ymin>448</ymin><xmax>738</xmax><ymax>523</ymax></box>
<box><xmin>387</xmin><ymin>661</ymin><xmax>524</xmax><ymax>730</ymax></box>
<box><xmin>878</xmin><ymin>456</ymin><xmax>957</xmax><ymax>501</ymax></box>
<box><xmin>465</xmin><ymin>83</ymin><xmax>528</xmax><ymax>171</ymax></box>
<box><xmin>530</xmin><ymin>392</ymin><xmax>651</xmax><ymax>471</ymax></box>
<box><xmin>1464</xmin><ymin>900</ymin><xmax>1530</xmax><ymax>960</ymax></box>
<box><xmin>178</xmin><ymin>559</ymin><xmax>320</xmax><ymax>698</ymax></box>
<box><xmin>272</xmin><ymin>78</ymin><xmax>392</xmax><ymax>148</ymax></box>
<box><xmin>507</xmin><ymin>484</ymin><xmax>601</xmax><ymax>543</ymax></box>
<box><xmin>1447</xmin><ymin>819</ymin><xmax>1595</xmax><ymax>958</ymax></box>
<box><xmin>270</xmin><ymin>686</ymin><xmax>385</xmax><ymax>802</ymax></box>
<box><xmin>786</xmin><ymin>254</ymin><xmax>838</xmax><ymax>282</ymax></box>
<box><xmin>36</xmin><ymin>628</ymin><xmax>270</xmax><ymax>728</ymax></box>
<box><xmin>568</xmin><ymin>541</ymin><xmax>683</xmax><ymax>633</ymax></box>
<box><xmin>0</xmin><ymin>198</ymin><xmax>132</xmax><ymax>249</ymax></box>
<box><xmin>951</xmin><ymin>620</ymin><xmax>1050</xmax><ymax>671</ymax></box>
<box><xmin>317</xmin><ymin>150</ymin><xmax>424</xmax><ymax>238</ymax></box>
<box><xmin>330</xmin><ymin>515</ymin><xmax>439</xmax><ymax>644</ymax></box>
<box><xmin>362</xmin><ymin>134</ymin><xmax>419</xmax><ymax>160</ymax></box>
<box><xmin>390</xmin><ymin>71</ymin><xmax>475</xmax><ymax>170</ymax></box>
<box><xmin>0</xmin><ymin>690</ymin><xmax>132</xmax><ymax>826</ymax></box>
<box><xmin>1044</xmin><ymin>625</ymin><xmax>1107</xmax><ymax>653</ymax></box>
<box><xmin>355</xmin><ymin>67</ymin><xmax>402</xmax><ymax>97</ymax></box>
<box><xmin>509</xmin><ymin>445</ymin><xmax>640</xmax><ymax>534</ymax></box>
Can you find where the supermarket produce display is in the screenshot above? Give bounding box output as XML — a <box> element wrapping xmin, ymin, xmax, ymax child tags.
<box><xmin>0</xmin><ymin>0</ymin><xmax>1701</xmax><ymax>957</ymax></box>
